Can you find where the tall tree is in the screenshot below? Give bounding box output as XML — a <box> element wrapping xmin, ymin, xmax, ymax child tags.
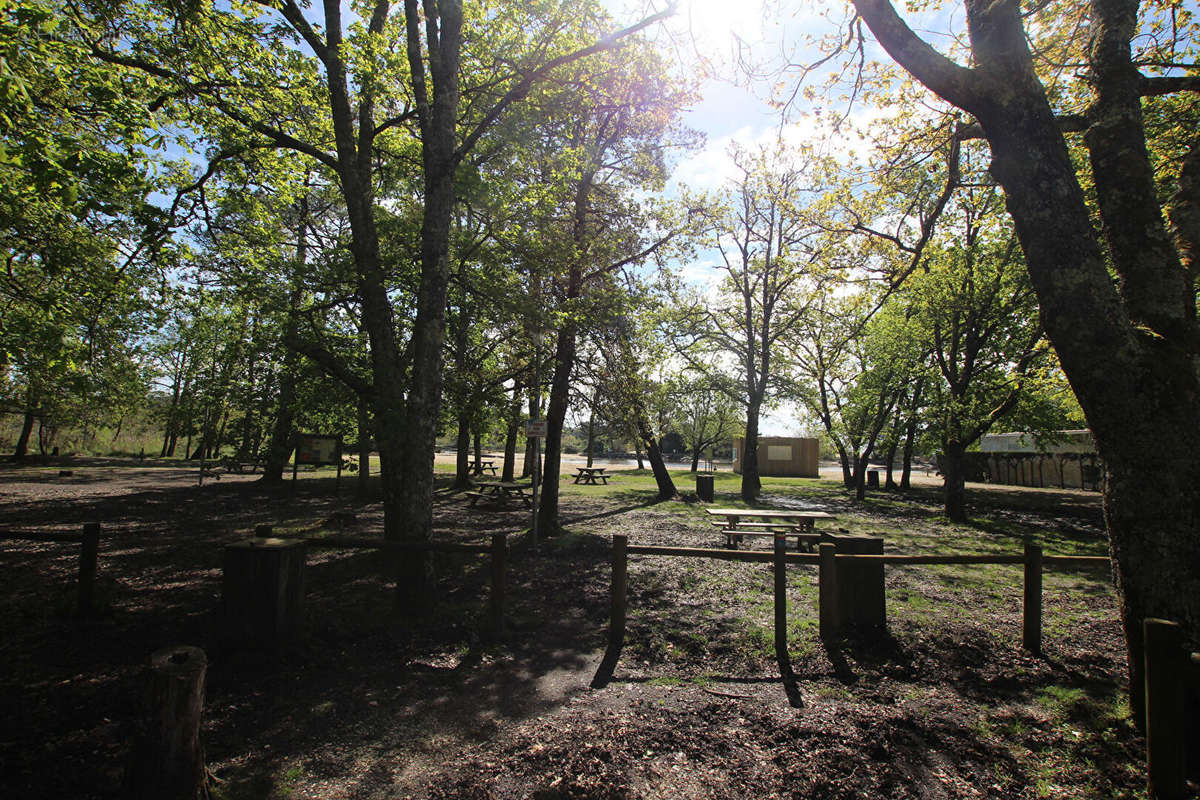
<box><xmin>672</xmin><ymin>142</ymin><xmax>825</xmax><ymax>499</ymax></box>
<box><xmin>100</xmin><ymin>0</ymin><xmax>673</xmax><ymax>606</ymax></box>
<box><xmin>845</xmin><ymin>0</ymin><xmax>1200</xmax><ymax>711</ymax></box>
<box><xmin>528</xmin><ymin>42</ymin><xmax>696</xmax><ymax>535</ymax></box>
<box><xmin>901</xmin><ymin>186</ymin><xmax>1049</xmax><ymax>520</ymax></box>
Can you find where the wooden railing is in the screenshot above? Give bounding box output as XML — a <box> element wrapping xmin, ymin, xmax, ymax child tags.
<box><xmin>249</xmin><ymin>525</ymin><xmax>507</xmax><ymax>635</ymax></box>
<box><xmin>0</xmin><ymin>522</ymin><xmax>102</xmax><ymax>616</ymax></box>
<box><xmin>595</xmin><ymin>533</ymin><xmax>1197</xmax><ymax>798</ymax></box>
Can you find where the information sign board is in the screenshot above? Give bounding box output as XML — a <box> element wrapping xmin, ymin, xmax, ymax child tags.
<box><xmin>294</xmin><ymin>434</ymin><xmax>342</xmax><ymax>465</ymax></box>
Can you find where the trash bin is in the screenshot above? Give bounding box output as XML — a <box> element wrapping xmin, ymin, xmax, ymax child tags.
<box><xmin>867</xmin><ymin>470</ymin><xmax>880</xmax><ymax>489</ymax></box>
<box><xmin>696</xmin><ymin>473</ymin><xmax>714</xmax><ymax>502</ymax></box>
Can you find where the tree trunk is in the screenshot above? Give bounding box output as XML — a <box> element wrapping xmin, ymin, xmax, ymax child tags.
<box><xmin>12</xmin><ymin>401</ymin><xmax>35</xmax><ymax>461</ymax></box>
<box><xmin>634</xmin><ymin>440</ymin><xmax>645</xmax><ymax>469</ymax></box>
<box><xmin>454</xmin><ymin>412</ymin><xmax>471</xmax><ymax>489</ymax></box>
<box><xmin>585</xmin><ymin>396</ymin><xmax>597</xmax><ymax>469</ymax></box>
<box><xmin>741</xmin><ymin>399</ymin><xmax>763</xmax><ymax>500</ymax></box>
<box><xmin>690</xmin><ymin>449</ymin><xmax>701</xmax><ymax>472</ymax></box>
<box><xmin>942</xmin><ymin>440</ymin><xmax>967</xmax><ymax>522</ymax></box>
<box><xmin>356</xmin><ymin>396</ymin><xmax>371</xmax><ymax>496</ymax></box>
<box><xmin>851</xmin><ymin>452</ymin><xmax>868</xmax><ymax>501</ymax></box>
<box><xmin>636</xmin><ymin>413</ymin><xmax>677</xmax><ymax>500</ymax></box>
<box><xmin>538</xmin><ymin>320</ymin><xmax>578</xmax><ymax>538</ymax></box>
<box><xmin>501</xmin><ymin>382</ymin><xmax>521</xmax><ymax>483</ymax></box>
<box><xmin>900</xmin><ymin>415</ymin><xmax>917</xmax><ymax>490</ymax></box>
<box><xmin>884</xmin><ymin>436</ymin><xmax>900</xmax><ymax>490</ymax></box>
<box><xmin>160</xmin><ymin>350</ymin><xmax>187</xmax><ymax>458</ymax></box>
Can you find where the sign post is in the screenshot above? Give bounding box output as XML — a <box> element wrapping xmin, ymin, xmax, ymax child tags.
<box><xmin>526</xmin><ymin>418</ymin><xmax>546</xmax><ymax>552</ymax></box>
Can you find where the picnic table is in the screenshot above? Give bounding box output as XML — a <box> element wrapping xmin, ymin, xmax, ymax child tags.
<box><xmin>466</xmin><ymin>480</ymin><xmax>532</xmax><ymax>508</ymax></box>
<box><xmin>573</xmin><ymin>466</ymin><xmax>609</xmax><ymax>485</ymax></box>
<box><xmin>704</xmin><ymin>507</ymin><xmax>837</xmax><ymax>550</ymax></box>
<box><xmin>219</xmin><ymin>456</ymin><xmax>262</xmax><ymax>474</ymax></box>
<box><xmin>469</xmin><ymin>458</ymin><xmax>498</xmax><ymax>476</ymax></box>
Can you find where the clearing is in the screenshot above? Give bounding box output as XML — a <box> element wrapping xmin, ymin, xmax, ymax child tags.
<box><xmin>0</xmin><ymin>458</ymin><xmax>1142</xmax><ymax>799</ymax></box>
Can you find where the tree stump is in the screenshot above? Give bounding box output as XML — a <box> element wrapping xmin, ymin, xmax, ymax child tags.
<box><xmin>222</xmin><ymin>538</ymin><xmax>306</xmax><ymax>647</ymax></box>
<box><xmin>126</xmin><ymin>645</ymin><xmax>209</xmax><ymax>800</ymax></box>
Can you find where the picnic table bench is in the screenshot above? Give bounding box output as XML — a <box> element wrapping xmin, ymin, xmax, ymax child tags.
<box><xmin>469</xmin><ymin>458</ymin><xmax>498</xmax><ymax>476</ymax></box>
<box><xmin>466</xmin><ymin>480</ymin><xmax>532</xmax><ymax>508</ymax></box>
<box><xmin>573</xmin><ymin>466</ymin><xmax>609</xmax><ymax>485</ymax></box>
<box><xmin>704</xmin><ymin>507</ymin><xmax>837</xmax><ymax>550</ymax></box>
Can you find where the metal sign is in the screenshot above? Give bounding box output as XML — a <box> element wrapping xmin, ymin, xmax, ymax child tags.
<box><xmin>525</xmin><ymin>419</ymin><xmax>547</xmax><ymax>438</ymax></box>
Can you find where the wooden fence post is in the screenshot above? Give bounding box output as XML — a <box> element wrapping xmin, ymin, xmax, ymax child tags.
<box><xmin>775</xmin><ymin>533</ymin><xmax>804</xmax><ymax>707</ymax></box>
<box><xmin>222</xmin><ymin>538</ymin><xmax>306</xmax><ymax>648</ymax></box>
<box><xmin>1144</xmin><ymin>618</ymin><xmax>1187</xmax><ymax>799</ymax></box>
<box><xmin>819</xmin><ymin>542</ymin><xmax>840</xmax><ymax>640</ymax></box>
<box><xmin>488</xmin><ymin>533</ymin><xmax>506</xmax><ymax>634</ymax></box>
<box><xmin>828</xmin><ymin>534</ymin><xmax>885</xmax><ymax>633</ymax></box>
<box><xmin>1023</xmin><ymin>540</ymin><xmax>1043</xmax><ymax>654</ymax></box>
<box><xmin>591</xmin><ymin>534</ymin><xmax>627</xmax><ymax>688</ymax></box>
<box><xmin>610</xmin><ymin>534</ymin><xmax>628</xmax><ymax>653</ymax></box>
<box><xmin>77</xmin><ymin>522</ymin><xmax>100</xmax><ymax>617</ymax></box>
<box><xmin>774</xmin><ymin>534</ymin><xmax>790</xmax><ymax>672</ymax></box>
<box><xmin>126</xmin><ymin>645</ymin><xmax>208</xmax><ymax>800</ymax></box>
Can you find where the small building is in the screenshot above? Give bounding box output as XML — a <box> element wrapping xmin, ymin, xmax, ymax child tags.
<box><xmin>976</xmin><ymin>429</ymin><xmax>1101</xmax><ymax>490</ymax></box>
<box><xmin>732</xmin><ymin>436</ymin><xmax>819</xmax><ymax>478</ymax></box>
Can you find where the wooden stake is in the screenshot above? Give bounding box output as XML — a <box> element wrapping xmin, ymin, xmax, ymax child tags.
<box><xmin>77</xmin><ymin>522</ymin><xmax>100</xmax><ymax>617</ymax></box>
<box><xmin>773</xmin><ymin>534</ymin><xmax>789</xmax><ymax>671</ymax></box>
<box><xmin>1144</xmin><ymin>618</ymin><xmax>1187</xmax><ymax>800</ymax></box>
<box><xmin>591</xmin><ymin>534</ymin><xmax>628</xmax><ymax>688</ymax></box>
<box><xmin>488</xmin><ymin>533</ymin><xmax>506</xmax><ymax>634</ymax></box>
<box><xmin>774</xmin><ymin>534</ymin><xmax>802</xmax><ymax>707</ymax></box>
<box><xmin>1023</xmin><ymin>540</ymin><xmax>1043</xmax><ymax>654</ymax></box>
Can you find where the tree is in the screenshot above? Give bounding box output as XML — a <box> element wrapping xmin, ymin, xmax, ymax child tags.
<box><xmin>672</xmin><ymin>142</ymin><xmax>827</xmax><ymax>500</ymax></box>
<box><xmin>102</xmin><ymin>0</ymin><xmax>673</xmax><ymax>608</ymax></box>
<box><xmin>845</xmin><ymin>0</ymin><xmax>1200</xmax><ymax>712</ymax></box>
<box><xmin>527</xmin><ymin>41</ymin><xmax>696</xmax><ymax>535</ymax></box>
<box><xmin>897</xmin><ymin>181</ymin><xmax>1050</xmax><ymax>519</ymax></box>
<box><xmin>671</xmin><ymin>374</ymin><xmax>740</xmax><ymax>471</ymax></box>
<box><xmin>593</xmin><ymin>306</ymin><xmax>679</xmax><ymax>502</ymax></box>
<box><xmin>1</xmin><ymin>0</ymin><xmax>164</xmax><ymax>459</ymax></box>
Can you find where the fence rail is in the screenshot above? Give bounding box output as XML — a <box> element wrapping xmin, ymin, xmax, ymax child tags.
<box><xmin>0</xmin><ymin>523</ymin><xmax>101</xmax><ymax>616</ymax></box>
<box><xmin>250</xmin><ymin>525</ymin><xmax>506</xmax><ymax>634</ymax></box>
<box><xmin>600</xmin><ymin>533</ymin><xmax>1199</xmax><ymax>798</ymax></box>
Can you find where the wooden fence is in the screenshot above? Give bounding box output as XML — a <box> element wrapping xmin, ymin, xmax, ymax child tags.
<box><xmin>593</xmin><ymin>533</ymin><xmax>1197</xmax><ymax>797</ymax></box>
<box><xmin>248</xmin><ymin>525</ymin><xmax>508</xmax><ymax>635</ymax></box>
<box><xmin>0</xmin><ymin>522</ymin><xmax>102</xmax><ymax>616</ymax></box>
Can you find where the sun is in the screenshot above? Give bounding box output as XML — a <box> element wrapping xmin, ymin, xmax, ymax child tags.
<box><xmin>676</xmin><ymin>0</ymin><xmax>766</xmax><ymax>53</ymax></box>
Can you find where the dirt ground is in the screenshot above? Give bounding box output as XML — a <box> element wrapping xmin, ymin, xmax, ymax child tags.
<box><xmin>0</xmin><ymin>458</ymin><xmax>1149</xmax><ymax>799</ymax></box>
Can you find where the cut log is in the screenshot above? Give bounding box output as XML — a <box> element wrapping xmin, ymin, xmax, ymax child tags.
<box><xmin>126</xmin><ymin>645</ymin><xmax>209</xmax><ymax>800</ymax></box>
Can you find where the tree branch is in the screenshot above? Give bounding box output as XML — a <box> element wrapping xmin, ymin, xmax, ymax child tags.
<box><xmin>454</xmin><ymin>4</ymin><xmax>676</xmax><ymax>164</ymax></box>
<box><xmin>284</xmin><ymin>331</ymin><xmax>375</xmax><ymax>397</ymax></box>
<box><xmin>851</xmin><ymin>0</ymin><xmax>983</xmax><ymax>112</ymax></box>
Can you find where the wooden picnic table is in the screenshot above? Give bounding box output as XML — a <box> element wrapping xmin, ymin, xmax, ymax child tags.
<box><xmin>573</xmin><ymin>466</ymin><xmax>609</xmax><ymax>485</ymax></box>
<box><xmin>466</xmin><ymin>480</ymin><xmax>532</xmax><ymax>508</ymax></box>
<box><xmin>469</xmin><ymin>458</ymin><xmax>498</xmax><ymax>476</ymax></box>
<box><xmin>704</xmin><ymin>507</ymin><xmax>837</xmax><ymax>550</ymax></box>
